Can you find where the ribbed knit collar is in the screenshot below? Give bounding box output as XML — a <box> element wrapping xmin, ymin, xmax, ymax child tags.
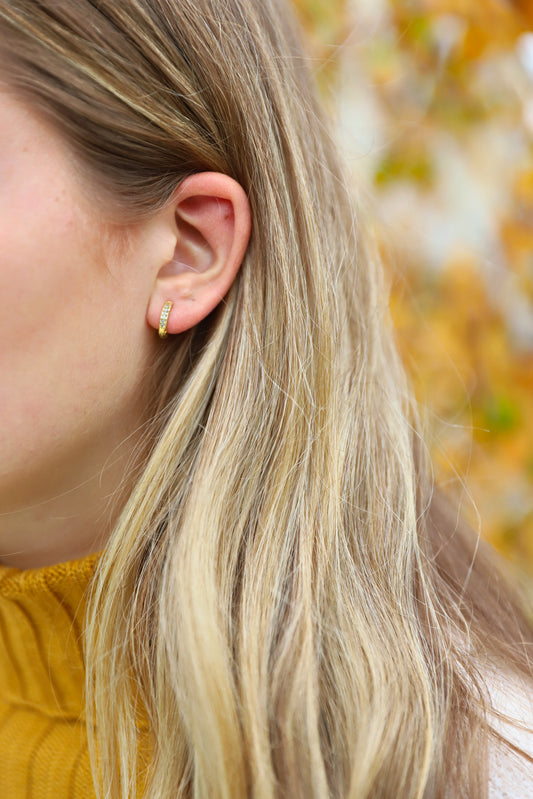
<box><xmin>0</xmin><ymin>551</ymin><xmax>102</xmax><ymax>721</ymax></box>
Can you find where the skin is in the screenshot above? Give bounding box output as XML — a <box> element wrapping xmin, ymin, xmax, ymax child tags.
<box><xmin>0</xmin><ymin>88</ymin><xmax>251</xmax><ymax>569</ymax></box>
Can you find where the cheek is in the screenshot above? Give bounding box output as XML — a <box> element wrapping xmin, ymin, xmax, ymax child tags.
<box><xmin>0</xmin><ymin>193</ymin><xmax>151</xmax><ymax>506</ymax></box>
<box><xmin>0</xmin><ymin>193</ymin><xmax>83</xmax><ymax>337</ymax></box>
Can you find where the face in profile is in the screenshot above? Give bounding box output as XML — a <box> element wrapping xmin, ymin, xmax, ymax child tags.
<box><xmin>0</xmin><ymin>86</ymin><xmax>157</xmax><ymax>519</ymax></box>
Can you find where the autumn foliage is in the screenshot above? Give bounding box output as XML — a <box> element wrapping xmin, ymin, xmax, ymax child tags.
<box><xmin>295</xmin><ymin>0</ymin><xmax>533</xmax><ymax>573</ymax></box>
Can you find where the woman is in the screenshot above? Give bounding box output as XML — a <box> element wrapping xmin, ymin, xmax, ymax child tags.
<box><xmin>0</xmin><ymin>1</ymin><xmax>531</xmax><ymax>797</ymax></box>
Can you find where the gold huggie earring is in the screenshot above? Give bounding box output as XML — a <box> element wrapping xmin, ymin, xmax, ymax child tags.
<box><xmin>158</xmin><ymin>301</ymin><xmax>173</xmax><ymax>338</ymax></box>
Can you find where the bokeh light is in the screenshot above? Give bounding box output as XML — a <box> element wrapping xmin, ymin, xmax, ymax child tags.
<box><xmin>295</xmin><ymin>0</ymin><xmax>533</xmax><ymax>574</ymax></box>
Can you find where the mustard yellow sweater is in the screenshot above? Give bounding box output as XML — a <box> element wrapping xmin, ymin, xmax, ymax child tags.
<box><xmin>0</xmin><ymin>550</ymin><xmax>150</xmax><ymax>798</ymax></box>
<box><xmin>3</xmin><ymin>552</ymin><xmax>532</xmax><ymax>798</ymax></box>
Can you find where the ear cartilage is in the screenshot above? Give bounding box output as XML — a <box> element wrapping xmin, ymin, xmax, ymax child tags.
<box><xmin>158</xmin><ymin>301</ymin><xmax>173</xmax><ymax>338</ymax></box>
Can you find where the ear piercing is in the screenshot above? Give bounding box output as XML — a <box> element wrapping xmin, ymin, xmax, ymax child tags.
<box><xmin>158</xmin><ymin>301</ymin><xmax>173</xmax><ymax>338</ymax></box>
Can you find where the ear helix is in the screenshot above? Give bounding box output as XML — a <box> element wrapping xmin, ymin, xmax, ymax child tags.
<box><xmin>158</xmin><ymin>301</ymin><xmax>173</xmax><ymax>338</ymax></box>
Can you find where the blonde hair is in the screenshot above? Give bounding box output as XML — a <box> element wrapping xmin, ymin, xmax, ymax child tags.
<box><xmin>1</xmin><ymin>1</ymin><xmax>532</xmax><ymax>797</ymax></box>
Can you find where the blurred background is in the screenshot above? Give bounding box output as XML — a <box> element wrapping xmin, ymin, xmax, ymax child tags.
<box><xmin>293</xmin><ymin>0</ymin><xmax>533</xmax><ymax>574</ymax></box>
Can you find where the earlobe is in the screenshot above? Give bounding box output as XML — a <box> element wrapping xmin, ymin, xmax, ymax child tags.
<box><xmin>146</xmin><ymin>172</ymin><xmax>251</xmax><ymax>337</ymax></box>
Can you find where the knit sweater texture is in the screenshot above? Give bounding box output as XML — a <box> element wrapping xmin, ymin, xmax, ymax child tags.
<box><xmin>0</xmin><ymin>550</ymin><xmax>151</xmax><ymax>798</ymax></box>
<box><xmin>1</xmin><ymin>551</ymin><xmax>532</xmax><ymax>798</ymax></box>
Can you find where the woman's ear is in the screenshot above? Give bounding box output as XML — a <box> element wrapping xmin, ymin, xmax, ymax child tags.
<box><xmin>146</xmin><ymin>172</ymin><xmax>251</xmax><ymax>335</ymax></box>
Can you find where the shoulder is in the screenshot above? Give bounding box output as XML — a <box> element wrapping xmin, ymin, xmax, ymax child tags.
<box><xmin>486</xmin><ymin>669</ymin><xmax>533</xmax><ymax>799</ymax></box>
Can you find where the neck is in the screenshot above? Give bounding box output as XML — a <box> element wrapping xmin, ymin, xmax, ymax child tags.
<box><xmin>0</xmin><ymin>417</ymin><xmax>143</xmax><ymax>570</ymax></box>
<box><xmin>0</xmin><ymin>475</ymin><xmax>120</xmax><ymax>570</ymax></box>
